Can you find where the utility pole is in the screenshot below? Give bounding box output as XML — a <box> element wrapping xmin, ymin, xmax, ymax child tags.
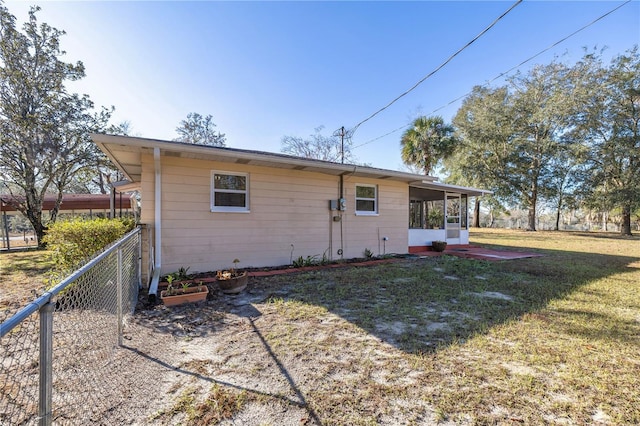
<box><xmin>339</xmin><ymin>126</ymin><xmax>345</xmax><ymax>164</ymax></box>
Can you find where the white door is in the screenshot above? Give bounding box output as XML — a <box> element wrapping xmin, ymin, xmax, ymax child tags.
<box><xmin>446</xmin><ymin>193</ymin><xmax>461</xmax><ymax>245</ymax></box>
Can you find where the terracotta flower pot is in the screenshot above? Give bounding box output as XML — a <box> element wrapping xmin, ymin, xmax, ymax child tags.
<box><xmin>160</xmin><ymin>286</ymin><xmax>209</xmax><ymax>306</ymax></box>
<box><xmin>159</xmin><ymin>279</ymin><xmax>193</xmax><ymax>290</ymax></box>
<box><xmin>195</xmin><ymin>276</ymin><xmax>218</xmax><ymax>284</ymax></box>
<box><xmin>217</xmin><ymin>272</ymin><xmax>248</xmax><ymax>294</ymax></box>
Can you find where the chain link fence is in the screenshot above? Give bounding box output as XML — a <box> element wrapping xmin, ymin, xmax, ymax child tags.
<box><xmin>1</xmin><ymin>227</ymin><xmax>142</xmax><ymax>425</ymax></box>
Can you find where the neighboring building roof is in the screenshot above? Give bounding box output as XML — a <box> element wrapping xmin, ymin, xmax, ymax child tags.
<box><xmin>0</xmin><ymin>194</ymin><xmax>132</xmax><ymax>212</ymax></box>
<box><xmin>91</xmin><ymin>134</ymin><xmax>491</xmax><ymax>197</ymax></box>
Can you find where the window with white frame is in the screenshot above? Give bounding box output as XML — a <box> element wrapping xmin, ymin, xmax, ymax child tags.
<box><xmin>355</xmin><ymin>184</ymin><xmax>378</xmax><ymax>215</ymax></box>
<box><xmin>211</xmin><ymin>171</ymin><xmax>249</xmax><ymax>212</ymax></box>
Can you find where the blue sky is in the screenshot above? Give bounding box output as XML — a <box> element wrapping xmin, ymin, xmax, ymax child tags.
<box><xmin>6</xmin><ymin>1</ymin><xmax>640</xmax><ymax>172</ymax></box>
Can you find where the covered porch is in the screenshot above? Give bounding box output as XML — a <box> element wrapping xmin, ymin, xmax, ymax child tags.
<box><xmin>407</xmin><ymin>181</ymin><xmax>491</xmax><ymax>252</ymax></box>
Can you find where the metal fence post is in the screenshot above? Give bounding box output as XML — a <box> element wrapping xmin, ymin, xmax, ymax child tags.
<box><xmin>38</xmin><ymin>302</ymin><xmax>55</xmax><ymax>426</ymax></box>
<box><xmin>117</xmin><ymin>246</ymin><xmax>123</xmax><ymax>347</ymax></box>
<box><xmin>138</xmin><ymin>228</ymin><xmax>143</xmax><ymax>289</ymax></box>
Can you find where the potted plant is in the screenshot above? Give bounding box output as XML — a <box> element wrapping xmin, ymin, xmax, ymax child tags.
<box><xmin>159</xmin><ymin>266</ymin><xmax>193</xmax><ymax>289</ymax></box>
<box><xmin>431</xmin><ymin>240</ymin><xmax>447</xmax><ymax>252</ymax></box>
<box><xmin>216</xmin><ymin>258</ymin><xmax>248</xmax><ymax>294</ymax></box>
<box><xmin>160</xmin><ymin>280</ymin><xmax>209</xmax><ymax>306</ymax></box>
<box><xmin>428</xmin><ymin>208</ymin><xmax>444</xmax><ymax>229</ymax></box>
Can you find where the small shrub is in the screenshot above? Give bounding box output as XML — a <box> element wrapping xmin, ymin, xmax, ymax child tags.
<box><xmin>303</xmin><ymin>255</ymin><xmax>319</xmax><ymax>267</ymax></box>
<box><xmin>292</xmin><ymin>255</ymin><xmax>319</xmax><ymax>268</ymax></box>
<box><xmin>292</xmin><ymin>256</ymin><xmax>305</xmax><ymax>268</ymax></box>
<box><xmin>44</xmin><ymin>218</ymin><xmax>131</xmax><ymax>272</ymax></box>
<box><xmin>363</xmin><ymin>248</ymin><xmax>374</xmax><ymax>259</ymax></box>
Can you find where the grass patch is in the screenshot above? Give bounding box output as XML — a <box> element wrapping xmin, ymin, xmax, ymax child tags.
<box><xmin>191</xmin><ymin>384</ymin><xmax>248</xmax><ymax>424</ymax></box>
<box><xmin>1</xmin><ymin>249</ymin><xmax>52</xmax><ymax>320</ymax></box>
<box><xmin>1</xmin><ymin>249</ymin><xmax>53</xmax><ymax>282</ymax></box>
<box><xmin>150</xmin><ymin>384</ymin><xmax>249</xmax><ymax>425</ymax></box>
<box><xmin>248</xmin><ymin>229</ymin><xmax>640</xmax><ymax>424</ymax></box>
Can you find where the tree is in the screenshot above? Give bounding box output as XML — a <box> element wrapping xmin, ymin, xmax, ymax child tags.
<box><xmin>281</xmin><ymin>126</ymin><xmax>355</xmax><ymax>163</ymax></box>
<box><xmin>400</xmin><ymin>116</ymin><xmax>457</xmax><ymax>175</ymax></box>
<box><xmin>174</xmin><ymin>112</ymin><xmax>226</xmax><ymax>147</ymax></box>
<box><xmin>576</xmin><ymin>47</ymin><xmax>640</xmax><ymax>236</ymax></box>
<box><xmin>453</xmin><ymin>61</ymin><xmax>581</xmax><ymax>231</ymax></box>
<box><xmin>68</xmin><ymin>121</ymin><xmax>130</xmax><ymax>194</ymax></box>
<box><xmin>542</xmin><ymin>145</ymin><xmax>586</xmax><ymax>231</ymax></box>
<box><xmin>451</xmin><ymin>86</ymin><xmax>516</xmax><ymax>226</ymax></box>
<box><xmin>0</xmin><ymin>5</ymin><xmax>112</xmax><ymax>246</ymax></box>
<box><xmin>443</xmin><ymin>149</ymin><xmax>504</xmax><ymax>228</ymax></box>
<box><xmin>445</xmin><ymin>101</ymin><xmax>509</xmax><ymax>228</ymax></box>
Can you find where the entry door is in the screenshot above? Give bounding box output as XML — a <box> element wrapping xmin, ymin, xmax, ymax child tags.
<box><xmin>446</xmin><ymin>193</ymin><xmax>461</xmax><ymax>244</ymax></box>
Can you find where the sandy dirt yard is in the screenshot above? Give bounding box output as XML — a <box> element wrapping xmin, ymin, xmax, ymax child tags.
<box><xmin>121</xmin><ymin>260</ymin><xmax>478</xmax><ymax>425</ymax></box>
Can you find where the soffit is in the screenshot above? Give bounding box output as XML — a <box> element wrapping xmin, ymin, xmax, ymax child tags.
<box><xmin>91</xmin><ymin>134</ymin><xmax>438</xmax><ymax>184</ymax></box>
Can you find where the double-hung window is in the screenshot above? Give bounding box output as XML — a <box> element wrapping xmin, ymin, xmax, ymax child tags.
<box><xmin>211</xmin><ymin>171</ymin><xmax>249</xmax><ymax>212</ymax></box>
<box><xmin>355</xmin><ymin>184</ymin><xmax>378</xmax><ymax>215</ymax></box>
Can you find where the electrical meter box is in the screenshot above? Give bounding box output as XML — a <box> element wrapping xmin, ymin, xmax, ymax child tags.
<box><xmin>329</xmin><ymin>199</ymin><xmax>347</xmax><ymax>211</ymax></box>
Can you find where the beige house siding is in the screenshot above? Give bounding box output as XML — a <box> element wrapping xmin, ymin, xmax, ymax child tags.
<box><xmin>340</xmin><ymin>175</ymin><xmax>408</xmax><ymax>259</ymax></box>
<box><xmin>139</xmin><ymin>154</ymin><xmax>409</xmax><ymax>275</ymax></box>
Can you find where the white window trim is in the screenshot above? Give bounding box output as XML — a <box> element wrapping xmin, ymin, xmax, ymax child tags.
<box><xmin>355</xmin><ymin>184</ymin><xmax>378</xmax><ymax>216</ymax></box>
<box><xmin>211</xmin><ymin>170</ymin><xmax>250</xmax><ymax>213</ymax></box>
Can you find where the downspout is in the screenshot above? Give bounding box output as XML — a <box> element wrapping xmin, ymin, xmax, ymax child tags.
<box><xmin>148</xmin><ymin>147</ymin><xmax>162</xmax><ymax>302</ymax></box>
<box><xmin>337</xmin><ymin>167</ymin><xmax>356</xmax><ymax>260</ymax></box>
<box><xmin>339</xmin><ymin>174</ymin><xmax>344</xmax><ymax>259</ymax></box>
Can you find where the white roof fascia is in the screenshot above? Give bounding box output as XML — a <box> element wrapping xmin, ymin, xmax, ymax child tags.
<box><xmin>91</xmin><ymin>133</ymin><xmax>439</xmax><ymax>183</ymax></box>
<box><xmin>410</xmin><ymin>180</ymin><xmax>493</xmax><ymax>196</ymax></box>
<box><xmin>112</xmin><ymin>180</ymin><xmax>140</xmax><ymax>193</ymax></box>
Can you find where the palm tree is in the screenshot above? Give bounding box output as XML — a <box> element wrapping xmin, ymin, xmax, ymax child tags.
<box><xmin>400</xmin><ymin>116</ymin><xmax>457</xmax><ymax>175</ymax></box>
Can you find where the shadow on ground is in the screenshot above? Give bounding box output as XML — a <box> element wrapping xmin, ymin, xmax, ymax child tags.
<box><xmin>124</xmin><ymin>234</ymin><xmax>639</xmax><ymax>424</ymax></box>
<box><xmin>249</xmin><ymin>242</ymin><xmax>639</xmax><ymax>354</ymax></box>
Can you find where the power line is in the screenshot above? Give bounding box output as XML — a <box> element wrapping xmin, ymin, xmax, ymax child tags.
<box><xmin>352</xmin><ymin>124</ymin><xmax>409</xmax><ymax>150</ymax></box>
<box><xmin>349</xmin><ymin>0</ymin><xmax>523</xmax><ymax>135</ymax></box>
<box><xmin>429</xmin><ymin>0</ymin><xmax>633</xmax><ymax>115</ymax></box>
<box><xmin>351</xmin><ymin>0</ymin><xmax>633</xmax><ymax>151</ymax></box>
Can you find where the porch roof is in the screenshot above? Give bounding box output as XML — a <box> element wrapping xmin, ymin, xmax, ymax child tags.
<box><xmin>409</xmin><ymin>180</ymin><xmax>493</xmax><ymax>197</ymax></box>
<box><xmin>0</xmin><ymin>193</ymin><xmax>132</xmax><ymax>212</ymax></box>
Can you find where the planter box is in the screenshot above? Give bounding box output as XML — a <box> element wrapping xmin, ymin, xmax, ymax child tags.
<box><xmin>160</xmin><ymin>286</ymin><xmax>209</xmax><ymax>307</ymax></box>
<box><xmin>218</xmin><ymin>272</ymin><xmax>248</xmax><ymax>294</ymax></box>
<box><xmin>159</xmin><ymin>279</ymin><xmax>193</xmax><ymax>290</ymax></box>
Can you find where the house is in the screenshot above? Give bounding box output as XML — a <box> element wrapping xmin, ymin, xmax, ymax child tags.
<box><xmin>91</xmin><ymin>134</ymin><xmax>491</xmax><ymax>290</ymax></box>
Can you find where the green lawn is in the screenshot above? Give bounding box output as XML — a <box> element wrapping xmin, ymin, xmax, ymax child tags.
<box><xmin>232</xmin><ymin>229</ymin><xmax>640</xmax><ymax>424</ymax></box>
<box><xmin>0</xmin><ymin>249</ymin><xmax>52</xmax><ymax>321</ymax></box>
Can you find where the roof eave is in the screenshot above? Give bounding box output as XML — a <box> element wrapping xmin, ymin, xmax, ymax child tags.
<box><xmin>410</xmin><ymin>180</ymin><xmax>493</xmax><ymax>196</ymax></box>
<box><xmin>90</xmin><ymin>133</ymin><xmax>439</xmax><ymax>184</ymax></box>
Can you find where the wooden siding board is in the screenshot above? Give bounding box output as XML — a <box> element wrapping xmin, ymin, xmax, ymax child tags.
<box><xmin>139</xmin><ymin>156</ymin><xmax>410</xmax><ymax>274</ymax></box>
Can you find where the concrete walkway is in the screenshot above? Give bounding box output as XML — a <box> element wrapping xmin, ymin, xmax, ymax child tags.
<box><xmin>412</xmin><ymin>245</ymin><xmax>544</xmax><ymax>261</ymax></box>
